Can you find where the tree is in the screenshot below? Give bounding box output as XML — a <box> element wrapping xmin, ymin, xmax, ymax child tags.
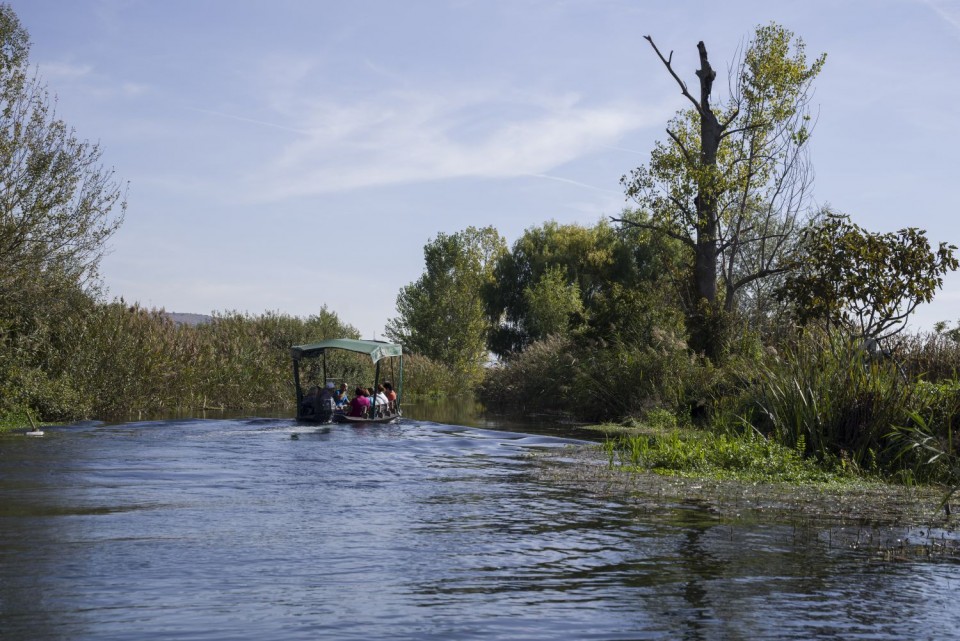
<box><xmin>777</xmin><ymin>212</ymin><xmax>958</xmax><ymax>342</ymax></box>
<box><xmin>616</xmin><ymin>23</ymin><xmax>825</xmax><ymax>357</ymax></box>
<box><xmin>0</xmin><ymin>5</ymin><xmax>126</xmax><ymax>297</ymax></box>
<box><xmin>485</xmin><ymin>221</ymin><xmax>627</xmax><ymax>354</ymax></box>
<box><xmin>484</xmin><ymin>217</ymin><xmax>684</xmax><ymax>355</ymax></box>
<box><xmin>385</xmin><ymin>226</ymin><xmax>505</xmax><ymax>386</ymax></box>
<box><xmin>523</xmin><ymin>265</ymin><xmax>584</xmax><ymax>339</ymax></box>
<box><xmin>0</xmin><ymin>4</ymin><xmax>126</xmax><ymax>419</ymax></box>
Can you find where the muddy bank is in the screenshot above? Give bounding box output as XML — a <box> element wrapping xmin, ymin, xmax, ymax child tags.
<box><xmin>531</xmin><ymin>444</ymin><xmax>960</xmax><ymax>559</ymax></box>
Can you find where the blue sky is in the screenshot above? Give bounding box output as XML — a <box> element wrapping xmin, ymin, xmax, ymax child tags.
<box><xmin>9</xmin><ymin>0</ymin><xmax>960</xmax><ymax>338</ymax></box>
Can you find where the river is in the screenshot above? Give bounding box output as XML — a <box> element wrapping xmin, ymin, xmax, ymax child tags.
<box><xmin>1</xmin><ymin>407</ymin><xmax>958</xmax><ymax>640</ymax></box>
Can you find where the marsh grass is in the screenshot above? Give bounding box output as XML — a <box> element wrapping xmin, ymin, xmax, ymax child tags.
<box><xmin>0</xmin><ymin>300</ymin><xmax>465</xmax><ymax>424</ymax></box>
<box><xmin>603</xmin><ymin>423</ymin><xmax>843</xmax><ymax>484</ymax></box>
<box><xmin>478</xmin><ymin>331</ymin><xmax>691</xmax><ymax>422</ymax></box>
<box><xmin>743</xmin><ymin>333</ymin><xmax>915</xmax><ymax>471</ymax></box>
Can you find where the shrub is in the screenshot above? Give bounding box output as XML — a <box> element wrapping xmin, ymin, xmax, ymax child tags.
<box><xmin>401</xmin><ymin>353</ymin><xmax>463</xmax><ymax>398</ymax></box>
<box><xmin>477</xmin><ymin>334</ymin><xmax>579</xmax><ymax>416</ymax></box>
<box><xmin>742</xmin><ymin>330</ymin><xmax>916</xmax><ymax>471</ymax></box>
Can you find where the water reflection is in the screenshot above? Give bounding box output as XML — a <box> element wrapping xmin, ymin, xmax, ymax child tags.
<box><xmin>0</xmin><ymin>418</ymin><xmax>958</xmax><ymax>640</ymax></box>
<box><xmin>403</xmin><ymin>396</ymin><xmax>592</xmax><ymax>439</ymax></box>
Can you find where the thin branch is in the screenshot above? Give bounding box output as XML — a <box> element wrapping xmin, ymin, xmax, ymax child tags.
<box><xmin>610</xmin><ymin>216</ymin><xmax>695</xmax><ymax>248</ymax></box>
<box><xmin>666</xmin><ymin>128</ymin><xmax>693</xmax><ymax>164</ymax></box>
<box><xmin>644</xmin><ymin>35</ymin><xmax>704</xmax><ymax>117</ymax></box>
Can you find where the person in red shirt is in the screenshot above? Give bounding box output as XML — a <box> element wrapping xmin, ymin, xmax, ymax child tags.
<box><xmin>383</xmin><ymin>381</ymin><xmax>397</xmax><ymax>412</ymax></box>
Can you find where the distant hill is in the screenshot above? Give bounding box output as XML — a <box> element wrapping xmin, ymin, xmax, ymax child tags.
<box><xmin>166</xmin><ymin>312</ymin><xmax>212</xmax><ymax>327</ymax></box>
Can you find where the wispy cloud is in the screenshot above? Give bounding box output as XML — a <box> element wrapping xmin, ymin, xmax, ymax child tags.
<box><xmin>243</xmin><ymin>86</ymin><xmax>665</xmax><ymax>201</ymax></box>
<box><xmin>922</xmin><ymin>0</ymin><xmax>960</xmax><ymax>37</ymax></box>
<box><xmin>187</xmin><ymin>107</ymin><xmax>310</xmax><ymax>135</ymax></box>
<box><xmin>37</xmin><ymin>60</ymin><xmax>94</xmax><ymax>79</ymax></box>
<box><xmin>528</xmin><ymin>173</ymin><xmax>619</xmax><ymax>194</ymax></box>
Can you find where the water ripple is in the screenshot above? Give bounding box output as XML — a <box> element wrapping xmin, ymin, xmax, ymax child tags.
<box><xmin>1</xmin><ymin>418</ymin><xmax>959</xmax><ymax>640</ymax></box>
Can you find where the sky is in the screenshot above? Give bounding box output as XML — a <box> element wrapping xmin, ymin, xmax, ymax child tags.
<box><xmin>8</xmin><ymin>0</ymin><xmax>960</xmax><ymax>339</ymax></box>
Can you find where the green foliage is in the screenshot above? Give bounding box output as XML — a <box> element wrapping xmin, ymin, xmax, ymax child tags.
<box><xmin>478</xmin><ymin>324</ymin><xmax>692</xmax><ymax>423</ymax></box>
<box><xmin>485</xmin><ymin>216</ymin><xmax>684</xmax><ymax>355</ymax></box>
<box><xmin>385</xmin><ymin>226</ymin><xmax>505</xmax><ymax>387</ymax></box>
<box><xmin>0</xmin><ymin>298</ymin><xmax>374</xmax><ymax>421</ymax></box>
<box><xmin>899</xmin><ymin>329</ymin><xmax>960</xmax><ymax>382</ymax></box>
<box><xmin>476</xmin><ymin>335</ymin><xmax>580</xmax><ymax>416</ymax></box>
<box><xmin>400</xmin><ymin>353</ymin><xmax>463</xmax><ymax>398</ymax></box>
<box><xmin>606</xmin><ymin>427</ymin><xmax>841</xmax><ymax>483</ymax></box>
<box><xmin>739</xmin><ymin>331</ymin><xmax>917</xmax><ymax>471</ymax></box>
<box><xmin>0</xmin><ymin>5</ymin><xmax>125</xmax><ymax>295</ymax></box>
<box><xmin>778</xmin><ymin>213</ymin><xmax>958</xmax><ymax>340</ymax></box>
<box><xmin>522</xmin><ymin>265</ymin><xmax>584</xmax><ymax>339</ymax></box>
<box><xmin>889</xmin><ymin>409</ymin><xmax>960</xmax><ymax>494</ymax></box>
<box><xmin>0</xmin><ymin>4</ymin><xmax>126</xmax><ymax>422</ymax></box>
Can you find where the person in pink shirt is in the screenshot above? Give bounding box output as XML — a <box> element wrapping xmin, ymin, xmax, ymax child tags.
<box><xmin>349</xmin><ymin>386</ymin><xmax>370</xmax><ymax>418</ymax></box>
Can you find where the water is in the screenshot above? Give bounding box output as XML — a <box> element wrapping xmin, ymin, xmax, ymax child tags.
<box><xmin>1</xmin><ymin>415</ymin><xmax>959</xmax><ymax>640</ymax></box>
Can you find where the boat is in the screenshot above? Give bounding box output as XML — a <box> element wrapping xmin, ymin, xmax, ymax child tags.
<box><xmin>291</xmin><ymin>338</ymin><xmax>403</xmax><ymax>424</ymax></box>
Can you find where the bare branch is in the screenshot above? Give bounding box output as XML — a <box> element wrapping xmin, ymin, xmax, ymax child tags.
<box><xmin>610</xmin><ymin>215</ymin><xmax>695</xmax><ymax>248</ymax></box>
<box><xmin>644</xmin><ymin>35</ymin><xmax>704</xmax><ymax>116</ymax></box>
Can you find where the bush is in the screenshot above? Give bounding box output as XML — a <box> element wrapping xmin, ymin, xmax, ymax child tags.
<box><xmin>401</xmin><ymin>353</ymin><xmax>463</xmax><ymax>397</ymax></box>
<box><xmin>477</xmin><ymin>334</ymin><xmax>580</xmax><ymax>416</ymax></box>
<box><xmin>738</xmin><ymin>331</ymin><xmax>916</xmax><ymax>471</ymax></box>
<box><xmin>478</xmin><ymin>326</ymin><xmax>692</xmax><ymax>422</ymax></box>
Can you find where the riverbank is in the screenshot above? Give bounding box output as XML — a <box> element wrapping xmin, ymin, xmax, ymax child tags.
<box><xmin>531</xmin><ymin>441</ymin><xmax>960</xmax><ymax>559</ymax></box>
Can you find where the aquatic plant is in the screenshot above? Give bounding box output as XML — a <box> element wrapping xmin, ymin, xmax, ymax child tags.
<box><xmin>605</xmin><ymin>425</ymin><xmax>841</xmax><ymax>484</ymax></box>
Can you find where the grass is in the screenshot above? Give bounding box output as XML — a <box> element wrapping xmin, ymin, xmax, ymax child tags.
<box><xmin>533</xmin><ymin>417</ymin><xmax>955</xmax><ymax>529</ymax></box>
<box><xmin>600</xmin><ymin>422</ymin><xmax>854</xmax><ymax>485</ymax></box>
<box><xmin>0</xmin><ymin>409</ymin><xmax>42</xmax><ymax>433</ymax></box>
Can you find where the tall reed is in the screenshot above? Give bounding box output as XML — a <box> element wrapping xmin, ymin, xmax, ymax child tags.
<box><xmin>745</xmin><ymin>331</ymin><xmax>916</xmax><ymax>471</ymax></box>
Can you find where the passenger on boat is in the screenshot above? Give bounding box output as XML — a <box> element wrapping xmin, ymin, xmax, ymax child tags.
<box><xmin>371</xmin><ymin>385</ymin><xmax>389</xmax><ymax>418</ymax></box>
<box><xmin>300</xmin><ymin>385</ymin><xmax>320</xmax><ymax>415</ymax></box>
<box><xmin>317</xmin><ymin>382</ymin><xmax>336</xmax><ymax>414</ymax></box>
<box><xmin>349</xmin><ymin>387</ymin><xmax>370</xmax><ymax>418</ymax></box>
<box><xmin>334</xmin><ymin>383</ymin><xmax>349</xmax><ymax>407</ymax></box>
<box><xmin>383</xmin><ymin>382</ymin><xmax>397</xmax><ymax>411</ymax></box>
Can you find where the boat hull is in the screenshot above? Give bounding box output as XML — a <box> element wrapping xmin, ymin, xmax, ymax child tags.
<box><xmin>334</xmin><ymin>412</ymin><xmax>400</xmax><ymax>425</ymax></box>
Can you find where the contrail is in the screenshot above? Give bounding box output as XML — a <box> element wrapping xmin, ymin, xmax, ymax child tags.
<box><xmin>529</xmin><ymin>173</ymin><xmax>619</xmax><ymax>194</ymax></box>
<box><xmin>187</xmin><ymin>106</ymin><xmax>309</xmax><ymax>134</ymax></box>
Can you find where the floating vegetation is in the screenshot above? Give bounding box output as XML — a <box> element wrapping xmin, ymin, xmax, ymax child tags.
<box><xmin>529</xmin><ymin>444</ymin><xmax>960</xmax><ymax>560</ymax></box>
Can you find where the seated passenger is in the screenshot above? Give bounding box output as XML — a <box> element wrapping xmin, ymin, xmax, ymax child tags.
<box><xmin>349</xmin><ymin>386</ymin><xmax>370</xmax><ymax>417</ymax></box>
<box><xmin>301</xmin><ymin>385</ymin><xmax>320</xmax><ymax>415</ymax></box>
<box><xmin>371</xmin><ymin>384</ymin><xmax>389</xmax><ymax>418</ymax></box>
<box><xmin>383</xmin><ymin>381</ymin><xmax>397</xmax><ymax>412</ymax></box>
<box><xmin>317</xmin><ymin>381</ymin><xmax>336</xmax><ymax>415</ymax></box>
<box><xmin>334</xmin><ymin>383</ymin><xmax>349</xmax><ymax>407</ymax></box>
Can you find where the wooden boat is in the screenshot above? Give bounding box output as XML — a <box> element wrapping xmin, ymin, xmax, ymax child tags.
<box><xmin>291</xmin><ymin>338</ymin><xmax>403</xmax><ymax>424</ymax></box>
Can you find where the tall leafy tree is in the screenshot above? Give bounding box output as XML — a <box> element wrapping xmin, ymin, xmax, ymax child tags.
<box><xmin>485</xmin><ymin>217</ymin><xmax>683</xmax><ymax>355</ymax></box>
<box><xmin>0</xmin><ymin>4</ymin><xmax>126</xmax><ymax>295</ymax></box>
<box><xmin>0</xmin><ymin>4</ymin><xmax>126</xmax><ymax>419</ymax></box>
<box><xmin>617</xmin><ymin>23</ymin><xmax>825</xmax><ymax>357</ymax></box>
<box><xmin>385</xmin><ymin>226</ymin><xmax>505</xmax><ymax>386</ymax></box>
<box><xmin>523</xmin><ymin>265</ymin><xmax>584</xmax><ymax>339</ymax></box>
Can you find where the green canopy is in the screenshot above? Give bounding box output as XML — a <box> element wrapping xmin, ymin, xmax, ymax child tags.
<box><xmin>291</xmin><ymin>338</ymin><xmax>402</xmax><ymax>364</ymax></box>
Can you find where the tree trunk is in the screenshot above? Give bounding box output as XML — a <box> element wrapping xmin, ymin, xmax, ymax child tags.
<box><xmin>689</xmin><ymin>41</ymin><xmax>724</xmax><ymax>358</ymax></box>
